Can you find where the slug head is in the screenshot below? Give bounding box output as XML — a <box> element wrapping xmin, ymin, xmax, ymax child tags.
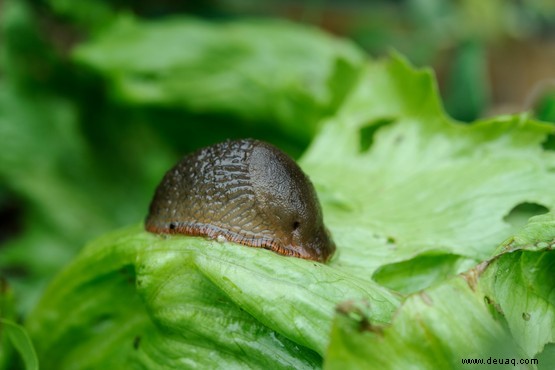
<box><xmin>249</xmin><ymin>142</ymin><xmax>336</xmax><ymax>262</ymax></box>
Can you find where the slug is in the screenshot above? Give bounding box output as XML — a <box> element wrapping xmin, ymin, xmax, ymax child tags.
<box><xmin>145</xmin><ymin>139</ymin><xmax>335</xmax><ymax>263</ymax></box>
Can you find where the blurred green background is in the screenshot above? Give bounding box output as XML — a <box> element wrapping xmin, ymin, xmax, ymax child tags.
<box><xmin>1</xmin><ymin>0</ymin><xmax>555</xmax><ymax>322</ymax></box>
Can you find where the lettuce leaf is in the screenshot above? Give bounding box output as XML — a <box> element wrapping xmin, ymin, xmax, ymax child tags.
<box><xmin>480</xmin><ymin>212</ymin><xmax>555</xmax><ymax>358</ymax></box>
<box><xmin>325</xmin><ymin>277</ymin><xmax>522</xmax><ymax>369</ymax></box>
<box><xmin>73</xmin><ymin>16</ymin><xmax>364</xmax><ymax>140</ymax></box>
<box><xmin>0</xmin><ymin>319</ymin><xmax>38</xmax><ymax>370</ymax></box>
<box><xmin>26</xmin><ymin>226</ymin><xmax>399</xmax><ymax>369</ymax></box>
<box><xmin>302</xmin><ymin>55</ymin><xmax>555</xmax><ymax>277</ymax></box>
<box><xmin>25</xmin><ymin>42</ymin><xmax>555</xmax><ymax>370</ymax></box>
<box><xmin>325</xmin><ymin>212</ymin><xmax>555</xmax><ymax>369</ymax></box>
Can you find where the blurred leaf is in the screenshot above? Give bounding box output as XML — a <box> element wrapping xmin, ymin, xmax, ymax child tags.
<box><xmin>0</xmin><ymin>0</ymin><xmax>68</xmax><ymax>93</ymax></box>
<box><xmin>536</xmin><ymin>343</ymin><xmax>555</xmax><ymax>370</ymax></box>
<box><xmin>0</xmin><ymin>86</ymin><xmax>107</xmax><ymax>240</ymax></box>
<box><xmin>443</xmin><ymin>40</ymin><xmax>489</xmax><ymax>121</ymax></box>
<box><xmin>0</xmin><ymin>279</ymin><xmax>15</xmax><ymax>369</ymax></box>
<box><xmin>534</xmin><ymin>89</ymin><xmax>555</xmax><ymax>123</ymax></box>
<box><xmin>74</xmin><ymin>16</ymin><xmax>364</xmax><ymax>140</ymax></box>
<box><xmin>0</xmin><ymin>319</ymin><xmax>38</xmax><ymax>370</ymax></box>
<box><xmin>46</xmin><ymin>0</ymin><xmax>116</xmax><ymax>33</ymax></box>
<box><xmin>0</xmin><ymin>85</ymin><xmax>112</xmax><ymax>284</ymax></box>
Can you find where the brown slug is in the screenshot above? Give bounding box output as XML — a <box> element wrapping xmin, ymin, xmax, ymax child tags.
<box><xmin>145</xmin><ymin>139</ymin><xmax>335</xmax><ymax>263</ymax></box>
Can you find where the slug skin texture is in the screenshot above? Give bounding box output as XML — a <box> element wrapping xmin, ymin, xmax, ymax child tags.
<box><xmin>146</xmin><ymin>139</ymin><xmax>335</xmax><ymax>263</ymax></box>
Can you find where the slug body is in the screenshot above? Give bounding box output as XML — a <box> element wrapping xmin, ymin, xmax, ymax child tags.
<box><xmin>145</xmin><ymin>139</ymin><xmax>335</xmax><ymax>262</ymax></box>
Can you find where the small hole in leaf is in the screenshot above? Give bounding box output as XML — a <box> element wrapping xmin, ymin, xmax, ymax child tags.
<box><xmin>359</xmin><ymin>118</ymin><xmax>396</xmax><ymax>153</ymax></box>
<box><xmin>504</xmin><ymin>202</ymin><xmax>549</xmax><ymax>229</ymax></box>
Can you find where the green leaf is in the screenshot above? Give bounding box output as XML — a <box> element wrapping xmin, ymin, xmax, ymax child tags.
<box><xmin>481</xmin><ymin>250</ymin><xmax>555</xmax><ymax>358</ymax></box>
<box><xmin>0</xmin><ymin>319</ymin><xmax>39</xmax><ymax>370</ymax></box>
<box><xmin>0</xmin><ymin>83</ymin><xmax>118</xmax><ymax>314</ymax></box>
<box><xmin>480</xmin><ymin>212</ymin><xmax>555</xmax><ymax>357</ymax></box>
<box><xmin>325</xmin><ymin>212</ymin><xmax>555</xmax><ymax>368</ymax></box>
<box><xmin>311</xmin><ymin>56</ymin><xmax>555</xmax><ymax>367</ymax></box>
<box><xmin>74</xmin><ymin>16</ymin><xmax>364</xmax><ymax>140</ymax></box>
<box><xmin>536</xmin><ymin>344</ymin><xmax>555</xmax><ymax>370</ymax></box>
<box><xmin>46</xmin><ymin>0</ymin><xmax>115</xmax><ymax>33</ymax></box>
<box><xmin>495</xmin><ymin>211</ymin><xmax>555</xmax><ymax>254</ymax></box>
<box><xmin>26</xmin><ymin>226</ymin><xmax>399</xmax><ymax>369</ymax></box>
<box><xmin>372</xmin><ymin>252</ymin><xmax>476</xmax><ymax>294</ymax></box>
<box><xmin>443</xmin><ymin>40</ymin><xmax>489</xmax><ymax>121</ymax></box>
<box><xmin>325</xmin><ymin>277</ymin><xmax>521</xmax><ymax>370</ymax></box>
<box><xmin>302</xmin><ymin>55</ymin><xmax>555</xmax><ymax>276</ymax></box>
<box><xmin>24</xmin><ymin>49</ymin><xmax>555</xmax><ymax>368</ymax></box>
